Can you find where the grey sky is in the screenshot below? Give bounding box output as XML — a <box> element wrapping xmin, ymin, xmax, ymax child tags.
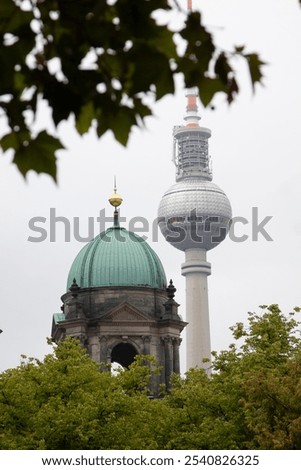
<box><xmin>0</xmin><ymin>0</ymin><xmax>301</xmax><ymax>372</ymax></box>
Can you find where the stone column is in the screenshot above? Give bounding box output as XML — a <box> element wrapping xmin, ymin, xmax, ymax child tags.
<box><xmin>162</xmin><ymin>336</ymin><xmax>173</xmax><ymax>387</ymax></box>
<box><xmin>173</xmin><ymin>337</ymin><xmax>181</xmax><ymax>374</ymax></box>
<box><xmin>99</xmin><ymin>335</ymin><xmax>109</xmax><ymax>364</ymax></box>
<box><xmin>142</xmin><ymin>335</ymin><xmax>151</xmax><ymax>355</ymax></box>
<box><xmin>89</xmin><ymin>336</ymin><xmax>100</xmax><ymax>363</ymax></box>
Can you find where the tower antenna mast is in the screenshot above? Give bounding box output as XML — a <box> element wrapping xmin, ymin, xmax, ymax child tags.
<box><xmin>185</xmin><ymin>0</ymin><xmax>200</xmax><ymax>129</ymax></box>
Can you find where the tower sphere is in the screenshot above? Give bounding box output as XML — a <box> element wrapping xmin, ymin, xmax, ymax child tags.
<box><xmin>158</xmin><ymin>178</ymin><xmax>232</xmax><ymax>252</ymax></box>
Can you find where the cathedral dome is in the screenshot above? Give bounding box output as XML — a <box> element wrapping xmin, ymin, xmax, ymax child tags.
<box><xmin>67</xmin><ymin>226</ymin><xmax>167</xmax><ymax>290</ymax></box>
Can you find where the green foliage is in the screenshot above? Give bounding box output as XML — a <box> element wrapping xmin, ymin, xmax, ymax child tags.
<box><xmin>162</xmin><ymin>305</ymin><xmax>301</xmax><ymax>450</ymax></box>
<box><xmin>0</xmin><ymin>0</ymin><xmax>265</xmax><ymax>181</ymax></box>
<box><xmin>0</xmin><ymin>338</ymin><xmax>170</xmax><ymax>449</ymax></box>
<box><xmin>2</xmin><ymin>306</ymin><xmax>300</xmax><ymax>449</ymax></box>
<box><xmin>164</xmin><ymin>368</ymin><xmax>251</xmax><ymax>450</ymax></box>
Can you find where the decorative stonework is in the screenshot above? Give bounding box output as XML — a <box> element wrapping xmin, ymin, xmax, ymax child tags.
<box><xmin>105</xmin><ymin>303</ymin><xmax>152</xmax><ymax>323</ymax></box>
<box><xmin>52</xmin><ymin>283</ymin><xmax>186</xmax><ymax>392</ymax></box>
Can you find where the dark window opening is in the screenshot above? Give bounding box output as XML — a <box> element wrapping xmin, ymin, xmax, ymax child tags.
<box><xmin>111</xmin><ymin>342</ymin><xmax>137</xmax><ymax>368</ymax></box>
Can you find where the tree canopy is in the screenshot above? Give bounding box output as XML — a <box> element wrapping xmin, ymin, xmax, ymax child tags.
<box><xmin>165</xmin><ymin>305</ymin><xmax>301</xmax><ymax>450</ymax></box>
<box><xmin>1</xmin><ymin>304</ymin><xmax>301</xmax><ymax>450</ymax></box>
<box><xmin>0</xmin><ymin>0</ymin><xmax>265</xmax><ymax>181</ymax></box>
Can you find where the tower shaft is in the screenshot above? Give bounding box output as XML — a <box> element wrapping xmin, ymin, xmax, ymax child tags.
<box><xmin>181</xmin><ymin>249</ymin><xmax>211</xmax><ymax>370</ymax></box>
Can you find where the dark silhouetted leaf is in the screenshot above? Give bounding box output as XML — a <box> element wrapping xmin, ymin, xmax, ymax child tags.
<box><xmin>0</xmin><ymin>132</ymin><xmax>20</xmax><ymax>151</ymax></box>
<box><xmin>227</xmin><ymin>77</ymin><xmax>239</xmax><ymax>104</ymax></box>
<box><xmin>199</xmin><ymin>77</ymin><xmax>227</xmax><ymax>107</ymax></box>
<box><xmin>13</xmin><ymin>131</ymin><xmax>64</xmax><ymax>181</ymax></box>
<box><xmin>245</xmin><ymin>53</ymin><xmax>266</xmax><ymax>90</ymax></box>
<box><xmin>110</xmin><ymin>106</ymin><xmax>137</xmax><ymax>146</ymax></box>
<box><xmin>214</xmin><ymin>52</ymin><xmax>233</xmax><ymax>85</ymax></box>
<box><xmin>235</xmin><ymin>45</ymin><xmax>245</xmax><ymax>53</ymax></box>
<box><xmin>75</xmin><ymin>101</ymin><xmax>95</xmax><ymax>135</ymax></box>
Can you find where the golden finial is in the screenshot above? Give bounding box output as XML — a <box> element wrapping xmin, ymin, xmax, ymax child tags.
<box><xmin>108</xmin><ymin>176</ymin><xmax>123</xmax><ymax>207</ymax></box>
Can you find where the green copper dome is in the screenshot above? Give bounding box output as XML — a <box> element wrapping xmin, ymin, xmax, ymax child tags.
<box><xmin>67</xmin><ymin>226</ymin><xmax>167</xmax><ymax>290</ymax></box>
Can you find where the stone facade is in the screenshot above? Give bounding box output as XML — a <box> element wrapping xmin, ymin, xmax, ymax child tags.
<box><xmin>52</xmin><ymin>280</ymin><xmax>186</xmax><ymax>391</ymax></box>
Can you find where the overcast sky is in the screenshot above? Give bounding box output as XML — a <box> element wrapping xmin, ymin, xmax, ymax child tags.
<box><xmin>1</xmin><ymin>0</ymin><xmax>301</xmax><ymax>372</ymax></box>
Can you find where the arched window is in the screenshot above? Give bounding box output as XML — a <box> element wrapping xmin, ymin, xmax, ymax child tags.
<box><xmin>111</xmin><ymin>342</ymin><xmax>138</xmax><ymax>368</ymax></box>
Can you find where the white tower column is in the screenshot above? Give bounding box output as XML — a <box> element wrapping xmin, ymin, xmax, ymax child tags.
<box><xmin>181</xmin><ymin>248</ymin><xmax>211</xmax><ymax>370</ymax></box>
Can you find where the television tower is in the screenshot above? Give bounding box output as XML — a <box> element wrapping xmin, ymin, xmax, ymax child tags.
<box><xmin>158</xmin><ymin>0</ymin><xmax>232</xmax><ymax>371</ymax></box>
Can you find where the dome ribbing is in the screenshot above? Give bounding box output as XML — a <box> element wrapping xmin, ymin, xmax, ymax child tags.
<box><xmin>67</xmin><ymin>227</ymin><xmax>167</xmax><ymax>290</ymax></box>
